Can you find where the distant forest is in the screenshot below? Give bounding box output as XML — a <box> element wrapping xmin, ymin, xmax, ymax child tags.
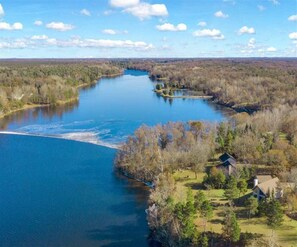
<box><xmin>120</xmin><ymin>58</ymin><xmax>297</xmax><ymax>113</ymax></box>
<box><xmin>0</xmin><ymin>60</ymin><xmax>122</xmax><ymax>117</ymax></box>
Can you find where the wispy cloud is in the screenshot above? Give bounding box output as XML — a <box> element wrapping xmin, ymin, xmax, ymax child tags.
<box><xmin>198</xmin><ymin>21</ymin><xmax>207</xmax><ymax>27</ymax></box>
<box><xmin>156</xmin><ymin>23</ymin><xmax>187</xmax><ymax>32</ymax></box>
<box><xmin>124</xmin><ymin>3</ymin><xmax>168</xmax><ymax>20</ymax></box>
<box><xmin>0</xmin><ymin>37</ymin><xmax>154</xmax><ymax>51</ymax></box>
<box><xmin>102</xmin><ymin>29</ymin><xmax>128</xmax><ymax>35</ymax></box>
<box><xmin>80</xmin><ymin>9</ymin><xmax>91</xmax><ymax>16</ymax></box>
<box><xmin>257</xmin><ymin>5</ymin><xmax>266</xmax><ymax>11</ymax></box>
<box><xmin>288</xmin><ymin>15</ymin><xmax>297</xmax><ymax>21</ymax></box>
<box><xmin>269</xmin><ymin>0</ymin><xmax>280</xmax><ymax>5</ymax></box>
<box><xmin>238</xmin><ymin>26</ymin><xmax>255</xmax><ymax>35</ymax></box>
<box><xmin>289</xmin><ymin>32</ymin><xmax>297</xmax><ymax>40</ymax></box>
<box><xmin>109</xmin><ymin>0</ymin><xmax>140</xmax><ymax>8</ymax></box>
<box><xmin>109</xmin><ymin>0</ymin><xmax>168</xmax><ymax>20</ymax></box>
<box><xmin>0</xmin><ymin>22</ymin><xmax>23</xmax><ymax>30</ymax></box>
<box><xmin>214</xmin><ymin>10</ymin><xmax>229</xmax><ymax>18</ymax></box>
<box><xmin>34</xmin><ymin>20</ymin><xmax>43</xmax><ymax>26</ymax></box>
<box><xmin>46</xmin><ymin>22</ymin><xmax>74</xmax><ymax>31</ymax></box>
<box><xmin>31</xmin><ymin>35</ymin><xmax>48</xmax><ymax>40</ymax></box>
<box><xmin>0</xmin><ymin>4</ymin><xmax>4</xmax><ymax>17</ymax></box>
<box><xmin>193</xmin><ymin>29</ymin><xmax>225</xmax><ymax>40</ymax></box>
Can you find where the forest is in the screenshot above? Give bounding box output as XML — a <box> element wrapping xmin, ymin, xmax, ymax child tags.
<box><xmin>0</xmin><ymin>60</ymin><xmax>122</xmax><ymax>118</ymax></box>
<box><xmin>120</xmin><ymin>58</ymin><xmax>297</xmax><ymax>112</ymax></box>
<box><xmin>115</xmin><ymin>58</ymin><xmax>297</xmax><ymax>247</ymax></box>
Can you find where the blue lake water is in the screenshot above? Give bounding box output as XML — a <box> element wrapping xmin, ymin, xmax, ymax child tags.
<box><xmin>0</xmin><ymin>70</ymin><xmax>226</xmax><ymax>246</ymax></box>
<box><xmin>0</xmin><ymin>70</ymin><xmax>225</xmax><ymax>146</ymax></box>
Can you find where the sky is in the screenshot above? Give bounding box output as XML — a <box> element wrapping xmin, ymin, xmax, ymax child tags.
<box><xmin>0</xmin><ymin>0</ymin><xmax>296</xmax><ymax>58</ymax></box>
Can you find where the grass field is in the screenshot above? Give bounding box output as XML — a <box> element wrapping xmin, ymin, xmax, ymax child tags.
<box><xmin>173</xmin><ymin>170</ymin><xmax>297</xmax><ymax>247</ymax></box>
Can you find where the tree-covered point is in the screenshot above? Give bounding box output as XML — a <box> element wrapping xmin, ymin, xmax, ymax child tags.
<box><xmin>0</xmin><ymin>60</ymin><xmax>122</xmax><ymax>117</ymax></box>
<box><xmin>119</xmin><ymin>58</ymin><xmax>297</xmax><ymax>113</ymax></box>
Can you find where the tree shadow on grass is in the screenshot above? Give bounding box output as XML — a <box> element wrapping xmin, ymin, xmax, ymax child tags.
<box><xmin>184</xmin><ymin>182</ymin><xmax>204</xmax><ymax>190</ymax></box>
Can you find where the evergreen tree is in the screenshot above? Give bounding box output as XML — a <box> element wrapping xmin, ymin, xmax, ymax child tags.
<box><xmin>237</xmin><ymin>179</ymin><xmax>248</xmax><ymax>196</ymax></box>
<box><xmin>222</xmin><ymin>208</ymin><xmax>241</xmax><ymax>243</ymax></box>
<box><xmin>245</xmin><ymin>196</ymin><xmax>258</xmax><ymax>218</ymax></box>
<box><xmin>224</xmin><ymin>176</ymin><xmax>240</xmax><ymax>201</ymax></box>
<box><xmin>266</xmin><ymin>199</ymin><xmax>284</xmax><ymax>228</ymax></box>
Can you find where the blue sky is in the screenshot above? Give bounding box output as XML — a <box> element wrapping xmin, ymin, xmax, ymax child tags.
<box><xmin>0</xmin><ymin>0</ymin><xmax>296</xmax><ymax>58</ymax></box>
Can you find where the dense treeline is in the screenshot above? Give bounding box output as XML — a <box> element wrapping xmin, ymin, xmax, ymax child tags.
<box><xmin>115</xmin><ymin>122</ymin><xmax>215</xmax><ymax>183</ymax></box>
<box><xmin>0</xmin><ymin>61</ymin><xmax>122</xmax><ymax>117</ymax></box>
<box><xmin>119</xmin><ymin>59</ymin><xmax>297</xmax><ymax>112</ymax></box>
<box><xmin>116</xmin><ymin>105</ymin><xmax>297</xmax><ymax>183</ymax></box>
<box><xmin>116</xmin><ymin>104</ymin><xmax>297</xmax><ymax>246</ymax></box>
<box><xmin>115</xmin><ymin>58</ymin><xmax>297</xmax><ymax>246</ymax></box>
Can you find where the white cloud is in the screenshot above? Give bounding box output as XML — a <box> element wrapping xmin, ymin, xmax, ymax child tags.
<box><xmin>198</xmin><ymin>21</ymin><xmax>207</xmax><ymax>27</ymax></box>
<box><xmin>288</xmin><ymin>15</ymin><xmax>297</xmax><ymax>21</ymax></box>
<box><xmin>214</xmin><ymin>10</ymin><xmax>229</xmax><ymax>18</ymax></box>
<box><xmin>0</xmin><ymin>37</ymin><xmax>153</xmax><ymax>51</ymax></box>
<box><xmin>80</xmin><ymin>9</ymin><xmax>91</xmax><ymax>16</ymax></box>
<box><xmin>102</xmin><ymin>29</ymin><xmax>128</xmax><ymax>35</ymax></box>
<box><xmin>124</xmin><ymin>3</ymin><xmax>168</xmax><ymax>20</ymax></box>
<box><xmin>238</xmin><ymin>26</ymin><xmax>255</xmax><ymax>35</ymax></box>
<box><xmin>257</xmin><ymin>5</ymin><xmax>266</xmax><ymax>11</ymax></box>
<box><xmin>248</xmin><ymin>38</ymin><xmax>256</xmax><ymax>48</ymax></box>
<box><xmin>0</xmin><ymin>39</ymin><xmax>29</xmax><ymax>49</ymax></box>
<box><xmin>110</xmin><ymin>0</ymin><xmax>140</xmax><ymax>8</ymax></box>
<box><xmin>289</xmin><ymin>32</ymin><xmax>297</xmax><ymax>40</ymax></box>
<box><xmin>46</xmin><ymin>22</ymin><xmax>74</xmax><ymax>31</ymax></box>
<box><xmin>34</xmin><ymin>20</ymin><xmax>43</xmax><ymax>26</ymax></box>
<box><xmin>0</xmin><ymin>22</ymin><xmax>23</xmax><ymax>30</ymax></box>
<box><xmin>156</xmin><ymin>23</ymin><xmax>187</xmax><ymax>32</ymax></box>
<box><xmin>193</xmin><ymin>29</ymin><xmax>225</xmax><ymax>40</ymax></box>
<box><xmin>103</xmin><ymin>29</ymin><xmax>117</xmax><ymax>35</ymax></box>
<box><xmin>31</xmin><ymin>35</ymin><xmax>49</xmax><ymax>40</ymax></box>
<box><xmin>266</xmin><ymin>46</ymin><xmax>277</xmax><ymax>52</ymax></box>
<box><xmin>0</xmin><ymin>4</ymin><xmax>4</xmax><ymax>17</ymax></box>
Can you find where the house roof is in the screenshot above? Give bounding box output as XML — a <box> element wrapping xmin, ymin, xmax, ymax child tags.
<box><xmin>255</xmin><ymin>177</ymin><xmax>279</xmax><ymax>196</ymax></box>
<box><xmin>219</xmin><ymin>153</ymin><xmax>235</xmax><ymax>163</ymax></box>
<box><xmin>256</xmin><ymin>175</ymin><xmax>273</xmax><ymax>184</ymax></box>
<box><xmin>221</xmin><ymin>158</ymin><xmax>236</xmax><ymax>167</ymax></box>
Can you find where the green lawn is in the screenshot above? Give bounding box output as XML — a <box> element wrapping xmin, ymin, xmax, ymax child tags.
<box><xmin>174</xmin><ymin>170</ymin><xmax>297</xmax><ymax>247</ymax></box>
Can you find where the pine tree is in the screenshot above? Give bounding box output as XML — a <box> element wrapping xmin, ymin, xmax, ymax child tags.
<box><xmin>245</xmin><ymin>196</ymin><xmax>258</xmax><ymax>218</ymax></box>
<box><xmin>266</xmin><ymin>199</ymin><xmax>284</xmax><ymax>228</ymax></box>
<box><xmin>222</xmin><ymin>207</ymin><xmax>241</xmax><ymax>243</ymax></box>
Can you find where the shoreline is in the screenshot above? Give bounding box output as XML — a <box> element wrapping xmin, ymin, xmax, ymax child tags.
<box><xmin>154</xmin><ymin>90</ymin><xmax>213</xmax><ymax>99</ymax></box>
<box><xmin>154</xmin><ymin>89</ymin><xmax>257</xmax><ymax>114</ymax></box>
<box><xmin>0</xmin><ymin>71</ymin><xmax>123</xmax><ymax>120</ymax></box>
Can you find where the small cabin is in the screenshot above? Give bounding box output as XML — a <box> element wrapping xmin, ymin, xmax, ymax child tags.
<box><xmin>217</xmin><ymin>152</ymin><xmax>237</xmax><ymax>176</ymax></box>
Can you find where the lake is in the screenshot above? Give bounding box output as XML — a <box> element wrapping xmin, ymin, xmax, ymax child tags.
<box><xmin>0</xmin><ymin>70</ymin><xmax>226</xmax><ymax>246</ymax></box>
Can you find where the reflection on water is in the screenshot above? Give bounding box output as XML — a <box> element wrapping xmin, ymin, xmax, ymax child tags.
<box><xmin>0</xmin><ymin>70</ymin><xmax>227</xmax><ymax>146</ymax></box>
<box><xmin>0</xmin><ymin>101</ymin><xmax>79</xmax><ymax>130</ymax></box>
<box><xmin>0</xmin><ymin>70</ymin><xmax>229</xmax><ymax>247</ymax></box>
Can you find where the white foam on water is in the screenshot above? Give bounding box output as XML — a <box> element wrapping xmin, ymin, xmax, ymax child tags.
<box><xmin>0</xmin><ymin>131</ymin><xmax>121</xmax><ymax>150</ymax></box>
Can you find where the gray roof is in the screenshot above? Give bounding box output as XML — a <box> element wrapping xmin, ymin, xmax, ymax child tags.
<box><xmin>255</xmin><ymin>177</ymin><xmax>279</xmax><ymax>195</ymax></box>
<box><xmin>256</xmin><ymin>175</ymin><xmax>273</xmax><ymax>184</ymax></box>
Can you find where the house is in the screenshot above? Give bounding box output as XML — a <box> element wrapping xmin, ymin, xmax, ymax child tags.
<box><xmin>219</xmin><ymin>153</ymin><xmax>235</xmax><ymax>163</ymax></box>
<box><xmin>216</xmin><ymin>152</ymin><xmax>237</xmax><ymax>176</ymax></box>
<box><xmin>252</xmin><ymin>175</ymin><xmax>282</xmax><ymax>200</ymax></box>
